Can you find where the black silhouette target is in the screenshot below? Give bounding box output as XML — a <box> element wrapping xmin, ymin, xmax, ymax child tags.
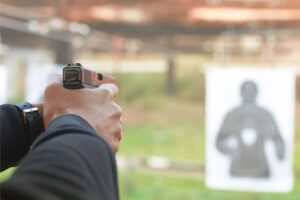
<box><xmin>216</xmin><ymin>80</ymin><xmax>285</xmax><ymax>178</ymax></box>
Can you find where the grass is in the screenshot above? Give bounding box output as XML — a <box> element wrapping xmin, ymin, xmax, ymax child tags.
<box><xmin>118</xmin><ymin>169</ymin><xmax>300</xmax><ymax>200</ymax></box>
<box><xmin>119</xmin><ymin>98</ymin><xmax>204</xmax><ymax>162</ymax></box>
<box><xmin>0</xmin><ymin>168</ymin><xmax>16</xmax><ymax>182</ymax></box>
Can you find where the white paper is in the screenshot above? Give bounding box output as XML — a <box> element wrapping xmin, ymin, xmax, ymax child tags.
<box><xmin>205</xmin><ymin>67</ymin><xmax>295</xmax><ymax>192</ymax></box>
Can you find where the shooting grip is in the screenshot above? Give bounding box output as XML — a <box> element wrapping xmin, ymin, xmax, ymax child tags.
<box><xmin>63</xmin><ymin>63</ymin><xmax>115</xmax><ymax>89</ymax></box>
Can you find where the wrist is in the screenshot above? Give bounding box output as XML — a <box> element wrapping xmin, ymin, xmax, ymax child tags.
<box><xmin>43</xmin><ymin>108</ymin><xmax>75</xmax><ymax>128</ymax></box>
<box><xmin>16</xmin><ymin>102</ymin><xmax>45</xmax><ymax>145</ymax></box>
<box><xmin>32</xmin><ymin>103</ymin><xmax>43</xmax><ymax>117</ymax></box>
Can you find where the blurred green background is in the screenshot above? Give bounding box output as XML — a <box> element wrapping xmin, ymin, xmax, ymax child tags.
<box><xmin>1</xmin><ymin>0</ymin><xmax>300</xmax><ymax>200</ymax></box>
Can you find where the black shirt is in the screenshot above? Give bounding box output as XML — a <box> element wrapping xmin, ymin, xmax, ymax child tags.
<box><xmin>0</xmin><ymin>104</ymin><xmax>119</xmax><ymax>200</ymax></box>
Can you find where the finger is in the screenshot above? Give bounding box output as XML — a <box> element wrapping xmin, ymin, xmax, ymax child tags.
<box><xmin>102</xmin><ymin>75</ymin><xmax>116</xmax><ymax>84</ymax></box>
<box><xmin>112</xmin><ymin>103</ymin><xmax>122</xmax><ymax>118</ymax></box>
<box><xmin>97</xmin><ymin>83</ymin><xmax>119</xmax><ymax>98</ymax></box>
<box><xmin>112</xmin><ymin>122</ymin><xmax>122</xmax><ymax>142</ymax></box>
<box><xmin>110</xmin><ymin>125</ymin><xmax>122</xmax><ymax>153</ymax></box>
<box><xmin>120</xmin><ymin>116</ymin><xmax>123</xmax><ymax>125</ymax></box>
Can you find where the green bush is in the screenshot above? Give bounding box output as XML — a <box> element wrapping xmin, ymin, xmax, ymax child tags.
<box><xmin>116</xmin><ymin>70</ymin><xmax>205</xmax><ymax>106</ymax></box>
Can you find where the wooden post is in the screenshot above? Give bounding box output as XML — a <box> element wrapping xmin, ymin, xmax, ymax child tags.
<box><xmin>166</xmin><ymin>35</ymin><xmax>175</xmax><ymax>96</ymax></box>
<box><xmin>167</xmin><ymin>52</ymin><xmax>175</xmax><ymax>96</ymax></box>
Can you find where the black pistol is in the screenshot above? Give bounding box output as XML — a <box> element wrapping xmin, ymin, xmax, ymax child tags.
<box><xmin>63</xmin><ymin>63</ymin><xmax>115</xmax><ymax>89</ymax></box>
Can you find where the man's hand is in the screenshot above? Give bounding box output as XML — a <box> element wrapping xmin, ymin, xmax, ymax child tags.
<box><xmin>43</xmin><ymin>76</ymin><xmax>122</xmax><ymax>153</ymax></box>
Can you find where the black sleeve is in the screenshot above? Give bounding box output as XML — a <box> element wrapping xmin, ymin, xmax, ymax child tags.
<box><xmin>0</xmin><ymin>104</ymin><xmax>30</xmax><ymax>171</ymax></box>
<box><xmin>1</xmin><ymin>114</ymin><xmax>119</xmax><ymax>200</ymax></box>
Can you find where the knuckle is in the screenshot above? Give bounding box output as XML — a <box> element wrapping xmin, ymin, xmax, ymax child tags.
<box><xmin>113</xmin><ymin>103</ymin><xmax>122</xmax><ymax>117</ymax></box>
<box><xmin>99</xmin><ymin>88</ymin><xmax>113</xmax><ymax>98</ymax></box>
<box><xmin>98</xmin><ymin>84</ymin><xmax>118</xmax><ymax>98</ymax></box>
<box><xmin>116</xmin><ymin>104</ymin><xmax>122</xmax><ymax>113</ymax></box>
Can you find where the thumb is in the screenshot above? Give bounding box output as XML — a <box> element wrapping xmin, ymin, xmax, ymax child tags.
<box><xmin>97</xmin><ymin>83</ymin><xmax>119</xmax><ymax>98</ymax></box>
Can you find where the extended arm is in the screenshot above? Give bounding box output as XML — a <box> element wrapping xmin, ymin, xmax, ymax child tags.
<box><xmin>1</xmin><ymin>114</ymin><xmax>119</xmax><ymax>200</ymax></box>
<box><xmin>268</xmin><ymin>115</ymin><xmax>285</xmax><ymax>160</ymax></box>
<box><xmin>1</xmin><ymin>76</ymin><xmax>122</xmax><ymax>200</ymax></box>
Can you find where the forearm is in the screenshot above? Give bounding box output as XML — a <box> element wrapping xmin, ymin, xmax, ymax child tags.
<box><xmin>1</xmin><ymin>114</ymin><xmax>119</xmax><ymax>200</ymax></box>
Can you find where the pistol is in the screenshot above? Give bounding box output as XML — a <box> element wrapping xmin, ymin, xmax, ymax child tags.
<box><xmin>63</xmin><ymin>63</ymin><xmax>115</xmax><ymax>89</ymax></box>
